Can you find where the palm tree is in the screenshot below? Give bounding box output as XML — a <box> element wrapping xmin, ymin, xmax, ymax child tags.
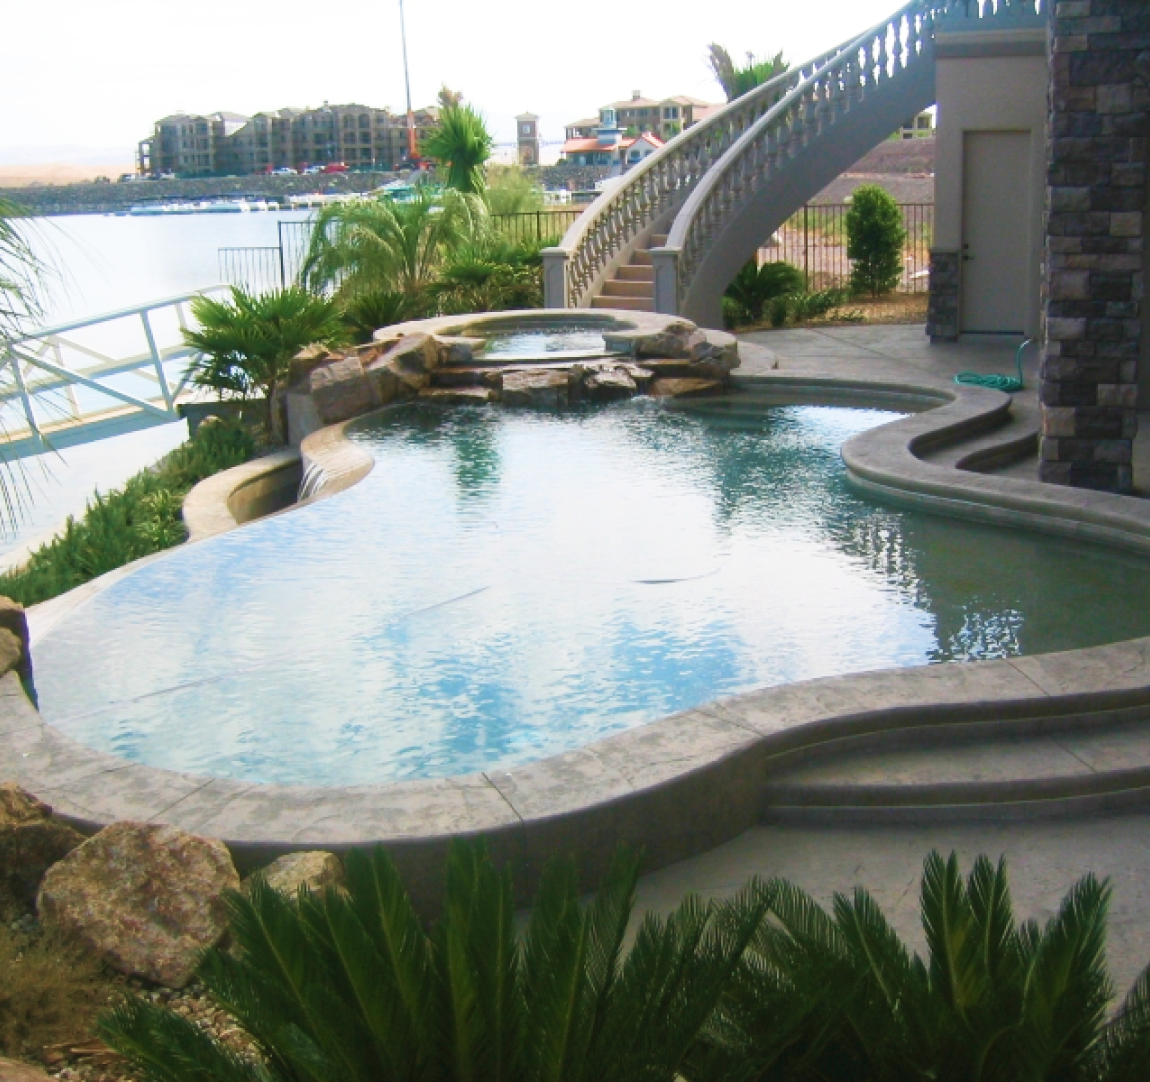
<box><xmin>695</xmin><ymin>851</ymin><xmax>1150</xmax><ymax>1081</ymax></box>
<box><xmin>0</xmin><ymin>197</ymin><xmax>46</xmax><ymax>339</ymax></box>
<box><xmin>422</xmin><ymin>105</ymin><xmax>494</xmax><ymax>196</ymax></box>
<box><xmin>301</xmin><ymin>188</ymin><xmax>488</xmax><ymax>302</ymax></box>
<box><xmin>707</xmin><ymin>45</ymin><xmax>789</xmax><ymax>102</ymax></box>
<box><xmin>99</xmin><ymin>842</ymin><xmax>769</xmax><ymax>1082</ymax></box>
<box><xmin>182</xmin><ymin>286</ymin><xmax>344</xmax><ymax>432</ymax></box>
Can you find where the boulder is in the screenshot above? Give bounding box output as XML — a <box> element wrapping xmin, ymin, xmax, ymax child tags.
<box><xmin>418</xmin><ymin>387</ymin><xmax>493</xmax><ymax>405</ymax></box>
<box><xmin>583</xmin><ymin>366</ymin><xmax>638</xmax><ymax>402</ymax></box>
<box><xmin>682</xmin><ymin>329</ymin><xmax>740</xmax><ymax>374</ymax></box>
<box><xmin>0</xmin><ymin>597</ymin><xmax>31</xmax><ymax>681</ymax></box>
<box><xmin>631</xmin><ymin>321</ymin><xmax>697</xmax><ymax>359</ymax></box>
<box><xmin>501</xmin><ymin>369</ymin><xmax>569</xmax><ymax>409</ymax></box>
<box><xmin>37</xmin><ymin>822</ymin><xmax>240</xmax><ymax>988</ymax></box>
<box><xmin>0</xmin><ymin>783</ymin><xmax>83</xmax><ymax>908</ymax></box>
<box><xmin>363</xmin><ymin>356</ymin><xmax>402</xmax><ymax>404</ymax></box>
<box><xmin>0</xmin><ymin>1057</ymin><xmax>54</xmax><ymax>1082</ymax></box>
<box><xmin>308</xmin><ymin>355</ymin><xmax>382</xmax><ymax>426</ymax></box>
<box><xmin>285</xmin><ymin>391</ymin><xmax>324</xmax><ymax>447</ymax></box>
<box><xmin>247</xmin><ymin>851</ymin><xmax>344</xmax><ymax>896</ymax></box>
<box><xmin>287</xmin><ymin>343</ymin><xmax>339</xmax><ymax>387</ymax></box>
<box><xmin>651</xmin><ymin>377</ymin><xmax>724</xmax><ymax>398</ymax></box>
<box><xmin>434</xmin><ymin>336</ymin><xmax>481</xmax><ymax>366</ymax></box>
<box><xmin>382</xmin><ymin>333</ymin><xmax>440</xmax><ymax>377</ymax></box>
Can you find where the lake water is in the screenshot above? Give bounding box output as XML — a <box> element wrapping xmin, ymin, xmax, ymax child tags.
<box><xmin>28</xmin><ymin>209</ymin><xmax>314</xmax><ymax>324</ymax></box>
<box><xmin>0</xmin><ymin>211</ymin><xmax>315</xmax><ymax>555</ymax></box>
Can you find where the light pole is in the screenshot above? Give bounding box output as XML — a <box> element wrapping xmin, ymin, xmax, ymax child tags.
<box><xmin>398</xmin><ymin>0</ymin><xmax>418</xmax><ymax>164</ymax></box>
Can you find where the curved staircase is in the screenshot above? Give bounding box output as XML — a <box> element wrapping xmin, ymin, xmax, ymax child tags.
<box><xmin>543</xmin><ymin>0</ymin><xmax>1049</xmax><ymax>327</ymax></box>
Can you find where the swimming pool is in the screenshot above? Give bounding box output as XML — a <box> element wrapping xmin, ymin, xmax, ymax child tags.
<box><xmin>32</xmin><ymin>395</ymin><xmax>1150</xmax><ymax>786</ymax></box>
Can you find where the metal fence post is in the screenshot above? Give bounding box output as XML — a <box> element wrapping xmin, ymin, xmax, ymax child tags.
<box><xmin>803</xmin><ymin>204</ymin><xmax>810</xmax><ymax>289</ymax></box>
<box><xmin>140</xmin><ymin>310</ymin><xmax>175</xmax><ymax>413</ymax></box>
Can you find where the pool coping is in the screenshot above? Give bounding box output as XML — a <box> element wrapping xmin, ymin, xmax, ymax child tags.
<box><xmin>9</xmin><ymin>347</ymin><xmax>1150</xmax><ymax>900</ymax></box>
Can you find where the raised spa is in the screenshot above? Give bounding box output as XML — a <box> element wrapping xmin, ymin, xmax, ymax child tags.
<box><xmin>32</xmin><ymin>395</ymin><xmax>1150</xmax><ymax>787</ymax></box>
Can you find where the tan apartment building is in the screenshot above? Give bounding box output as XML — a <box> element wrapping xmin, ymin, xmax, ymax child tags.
<box><xmin>565</xmin><ymin>91</ymin><xmax>721</xmax><ymax>145</ymax></box>
<box><xmin>139</xmin><ymin>103</ymin><xmax>440</xmax><ymax>176</ymax></box>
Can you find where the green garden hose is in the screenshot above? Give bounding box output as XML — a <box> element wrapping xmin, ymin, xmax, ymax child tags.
<box><xmin>954</xmin><ymin>339</ymin><xmax>1033</xmax><ymax>393</ymax></box>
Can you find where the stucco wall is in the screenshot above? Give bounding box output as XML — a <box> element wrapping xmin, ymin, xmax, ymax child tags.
<box><xmin>935</xmin><ymin>52</ymin><xmax>1049</xmax><ymax>336</ymax></box>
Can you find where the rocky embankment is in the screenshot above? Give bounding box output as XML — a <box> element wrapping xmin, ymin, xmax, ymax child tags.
<box><xmin>4</xmin><ymin>165</ymin><xmax>613</xmax><ymax>218</ymax></box>
<box><xmin>275</xmin><ymin>315</ymin><xmax>743</xmax><ymax>446</ymax></box>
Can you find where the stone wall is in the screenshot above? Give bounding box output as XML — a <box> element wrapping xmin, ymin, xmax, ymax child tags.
<box><xmin>1039</xmin><ymin>0</ymin><xmax>1149</xmax><ymax>492</ymax></box>
<box><xmin>927</xmin><ymin>250</ymin><xmax>961</xmax><ymax>341</ymax></box>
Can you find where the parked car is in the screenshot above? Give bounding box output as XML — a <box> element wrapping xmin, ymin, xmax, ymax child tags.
<box><xmin>302</xmin><ymin>165</ymin><xmax>324</xmax><ymax>175</ymax></box>
<box><xmin>271</xmin><ymin>166</ymin><xmax>297</xmax><ymax>175</ymax></box>
<box><xmin>321</xmin><ymin>162</ymin><xmax>349</xmax><ymax>174</ymax></box>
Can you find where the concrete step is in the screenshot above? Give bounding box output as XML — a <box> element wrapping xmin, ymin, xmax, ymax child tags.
<box><xmin>616</xmin><ymin>265</ymin><xmax>655</xmax><ymax>283</ymax></box>
<box><xmin>916</xmin><ymin>395</ymin><xmax>1040</xmax><ymax>475</ymax></box>
<box><xmin>761</xmin><ymin>716</ymin><xmax>1150</xmax><ymax>823</ymax></box>
<box><xmin>650</xmin><ymin>234</ymin><xmax>669</xmax><ymax>246</ymax></box>
<box><xmin>591</xmin><ymin>295</ymin><xmax>655</xmax><ymax>312</ymax></box>
<box><xmin>601</xmin><ymin>280</ymin><xmax>655</xmax><ymax>299</ymax></box>
<box><xmin>630</xmin><ymin>250</ymin><xmax>654</xmax><ymax>266</ymax></box>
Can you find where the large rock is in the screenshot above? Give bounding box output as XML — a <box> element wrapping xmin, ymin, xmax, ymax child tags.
<box><xmin>0</xmin><ymin>784</ymin><xmax>83</xmax><ymax>908</ymax></box>
<box><xmin>629</xmin><ymin>321</ymin><xmax>697</xmax><ymax>359</ymax></box>
<box><xmin>37</xmin><ymin>822</ymin><xmax>240</xmax><ymax>988</ymax></box>
<box><xmin>434</xmin><ymin>336</ymin><xmax>481</xmax><ymax>366</ymax></box>
<box><xmin>363</xmin><ymin>355</ymin><xmax>403</xmax><ymax>403</ymax></box>
<box><xmin>308</xmin><ymin>355</ymin><xmax>381</xmax><ymax>425</ymax></box>
<box><xmin>682</xmin><ymin>329</ymin><xmax>740</xmax><ymax>375</ymax></box>
<box><xmin>287</xmin><ymin>343</ymin><xmax>340</xmax><ymax>387</ymax></box>
<box><xmin>0</xmin><ymin>597</ymin><xmax>31</xmax><ymax>682</ymax></box>
<box><xmin>583</xmin><ymin>366</ymin><xmax>638</xmax><ymax>401</ymax></box>
<box><xmin>247</xmin><ymin>851</ymin><xmax>344</xmax><ymax>896</ymax></box>
<box><xmin>500</xmin><ymin>369</ymin><xmax>569</xmax><ymax>408</ymax></box>
<box><xmin>382</xmin><ymin>333</ymin><xmax>440</xmax><ymax>378</ymax></box>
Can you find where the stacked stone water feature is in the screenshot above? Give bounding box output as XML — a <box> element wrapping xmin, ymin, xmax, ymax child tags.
<box><xmin>275</xmin><ymin>316</ymin><xmax>741</xmax><ymax>446</ymax></box>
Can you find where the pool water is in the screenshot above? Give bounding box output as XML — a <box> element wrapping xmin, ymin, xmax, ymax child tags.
<box><xmin>478</xmin><ymin>321</ymin><xmax>619</xmax><ymax>360</ymax></box>
<box><xmin>32</xmin><ymin>398</ymin><xmax>1150</xmax><ymax>786</ymax></box>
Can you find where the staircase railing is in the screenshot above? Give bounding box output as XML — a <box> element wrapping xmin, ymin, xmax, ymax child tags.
<box><xmin>541</xmin><ymin>42</ymin><xmax>853</xmax><ymax>308</ymax></box>
<box><xmin>545</xmin><ymin>0</ymin><xmax>1048</xmax><ymax>314</ymax></box>
<box><xmin>661</xmin><ymin>0</ymin><xmax>941</xmax><ymax>311</ymax></box>
<box><xmin>657</xmin><ymin>0</ymin><xmax>1047</xmax><ymax>314</ymax></box>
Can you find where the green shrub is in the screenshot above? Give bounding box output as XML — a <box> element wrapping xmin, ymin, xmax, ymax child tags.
<box><xmin>100</xmin><ymin>841</ymin><xmax>766</xmax><ymax>1082</ymax></box>
<box><xmin>183</xmin><ymin>287</ymin><xmax>345</xmax><ymax>433</ymax></box>
<box><xmin>723</xmin><ymin>260</ymin><xmax>804</xmax><ymax>327</ymax></box>
<box><xmin>846</xmin><ymin>184</ymin><xmax>906</xmax><ymax>297</ymax></box>
<box><xmin>0</xmin><ymin>419</ymin><xmax>255</xmax><ymax>606</ymax></box>
<box><xmin>337</xmin><ymin>289</ymin><xmax>431</xmax><ymax>341</ymax></box>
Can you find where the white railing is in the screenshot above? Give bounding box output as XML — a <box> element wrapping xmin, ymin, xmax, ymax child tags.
<box><xmin>0</xmin><ymin>288</ymin><xmax>227</xmax><ymax>455</ymax></box>
<box><xmin>546</xmin><ymin>0</ymin><xmax>1048</xmax><ymax>312</ymax></box>
<box><xmin>542</xmin><ymin>43</ymin><xmax>853</xmax><ymax>308</ymax></box>
<box><xmin>663</xmin><ymin>0</ymin><xmax>941</xmax><ymax>310</ymax></box>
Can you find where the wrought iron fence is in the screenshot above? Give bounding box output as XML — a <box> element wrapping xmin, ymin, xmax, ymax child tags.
<box><xmin>218</xmin><ymin>246</ymin><xmax>285</xmax><ymax>295</ymax></box>
<box><xmin>220</xmin><ymin>204</ymin><xmax>935</xmax><ymax>296</ymax></box>
<box><xmin>757</xmin><ymin>203</ymin><xmax>934</xmax><ymax>294</ymax></box>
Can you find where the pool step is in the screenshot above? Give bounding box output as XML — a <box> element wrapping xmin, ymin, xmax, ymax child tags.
<box><xmin>760</xmin><ymin>712</ymin><xmax>1150</xmax><ymax>823</ymax></box>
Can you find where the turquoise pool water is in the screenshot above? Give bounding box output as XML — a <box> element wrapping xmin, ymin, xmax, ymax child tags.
<box><xmin>478</xmin><ymin>320</ymin><xmax>620</xmax><ymax>360</ymax></box>
<box><xmin>32</xmin><ymin>397</ymin><xmax>1150</xmax><ymax>786</ymax></box>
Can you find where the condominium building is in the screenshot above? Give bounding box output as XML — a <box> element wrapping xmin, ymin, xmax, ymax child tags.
<box><xmin>564</xmin><ymin>91</ymin><xmax>721</xmax><ymax>146</ymax></box>
<box><xmin>138</xmin><ymin>103</ymin><xmax>440</xmax><ymax>176</ymax></box>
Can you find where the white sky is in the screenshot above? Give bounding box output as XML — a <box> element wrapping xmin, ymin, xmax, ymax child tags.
<box><xmin>6</xmin><ymin>0</ymin><xmax>901</xmax><ymax>163</ymax></box>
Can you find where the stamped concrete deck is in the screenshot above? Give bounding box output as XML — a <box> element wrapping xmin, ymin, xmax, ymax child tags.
<box><xmin>633</xmin><ymin>323</ymin><xmax>1150</xmax><ymax>991</ymax></box>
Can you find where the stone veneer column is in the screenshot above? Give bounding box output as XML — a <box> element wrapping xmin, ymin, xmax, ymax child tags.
<box><xmin>1040</xmin><ymin>0</ymin><xmax>1149</xmax><ymax>492</ymax></box>
<box><xmin>927</xmin><ymin>250</ymin><xmax>961</xmax><ymax>342</ymax></box>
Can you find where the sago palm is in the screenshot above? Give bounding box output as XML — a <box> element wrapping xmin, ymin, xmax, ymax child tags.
<box><xmin>422</xmin><ymin>105</ymin><xmax>494</xmax><ymax>196</ymax></box>
<box><xmin>0</xmin><ymin>197</ymin><xmax>47</xmax><ymax>339</ymax></box>
<box><xmin>301</xmin><ymin>188</ymin><xmax>488</xmax><ymax>301</ymax></box>
<box><xmin>696</xmin><ymin>851</ymin><xmax>1150</xmax><ymax>1082</ymax></box>
<box><xmin>182</xmin><ymin>286</ymin><xmax>344</xmax><ymax>431</ymax></box>
<box><xmin>99</xmin><ymin>841</ymin><xmax>770</xmax><ymax>1082</ymax></box>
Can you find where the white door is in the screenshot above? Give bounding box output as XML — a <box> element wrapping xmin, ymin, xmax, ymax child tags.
<box><xmin>961</xmin><ymin>131</ymin><xmax>1030</xmax><ymax>334</ymax></box>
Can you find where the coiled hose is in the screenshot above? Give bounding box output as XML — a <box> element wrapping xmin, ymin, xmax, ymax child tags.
<box><xmin>954</xmin><ymin>338</ymin><xmax>1034</xmax><ymax>393</ymax></box>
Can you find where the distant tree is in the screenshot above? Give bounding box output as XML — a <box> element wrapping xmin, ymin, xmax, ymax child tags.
<box><xmin>846</xmin><ymin>184</ymin><xmax>906</xmax><ymax>297</ymax></box>
<box><xmin>436</xmin><ymin>85</ymin><xmax>464</xmax><ymax>109</ymax></box>
<box><xmin>422</xmin><ymin>105</ymin><xmax>495</xmax><ymax>195</ymax></box>
<box><xmin>485</xmin><ymin>166</ymin><xmax>545</xmax><ymax>215</ymax></box>
<box><xmin>707</xmin><ymin>44</ymin><xmax>789</xmax><ymax>102</ymax></box>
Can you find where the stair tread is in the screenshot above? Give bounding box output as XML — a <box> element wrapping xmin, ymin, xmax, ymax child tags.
<box><xmin>591</xmin><ymin>296</ymin><xmax>655</xmax><ymax>311</ymax></box>
<box><xmin>602</xmin><ymin>281</ymin><xmax>655</xmax><ymax>297</ymax></box>
<box><xmin>769</xmin><ymin>723</ymin><xmax>1150</xmax><ymax>794</ymax></box>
